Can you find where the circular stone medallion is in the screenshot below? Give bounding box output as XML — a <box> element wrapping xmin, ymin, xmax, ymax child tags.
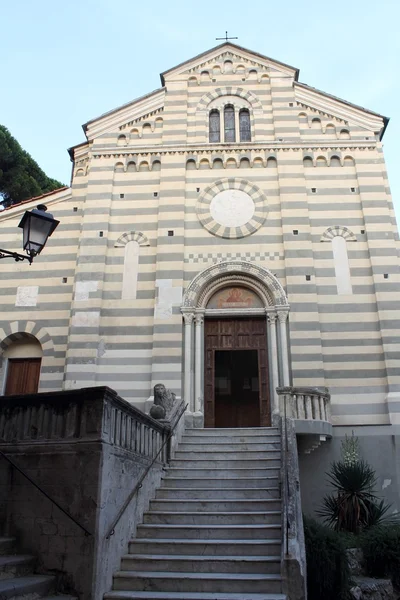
<box><xmin>196</xmin><ymin>178</ymin><xmax>267</xmax><ymax>239</ymax></box>
<box><xmin>210</xmin><ymin>190</ymin><xmax>255</xmax><ymax>228</ymax></box>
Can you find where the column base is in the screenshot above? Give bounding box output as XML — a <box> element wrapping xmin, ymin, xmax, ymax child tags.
<box><xmin>185</xmin><ymin>411</ymin><xmax>204</xmax><ymax>429</ymax></box>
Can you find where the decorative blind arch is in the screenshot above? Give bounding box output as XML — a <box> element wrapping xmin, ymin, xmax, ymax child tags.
<box><xmin>320</xmin><ymin>226</ymin><xmax>357</xmax><ymax>243</ymax></box>
<box><xmin>114</xmin><ymin>231</ymin><xmax>150</xmax><ymax>248</ymax></box>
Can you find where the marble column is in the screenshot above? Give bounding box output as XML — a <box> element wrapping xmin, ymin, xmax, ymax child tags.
<box><xmin>182</xmin><ymin>312</ymin><xmax>194</xmax><ymax>411</ymax></box>
<box><xmin>194</xmin><ymin>312</ymin><xmax>204</xmax><ymax>413</ymax></box>
<box><xmin>267</xmin><ymin>311</ymin><xmax>280</xmax><ymax>416</ymax></box>
<box><xmin>278</xmin><ymin>310</ymin><xmax>290</xmax><ymax>386</ymax></box>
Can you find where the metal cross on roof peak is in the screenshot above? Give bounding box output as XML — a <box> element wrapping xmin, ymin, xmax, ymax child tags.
<box><xmin>216</xmin><ymin>31</ymin><xmax>238</xmax><ymax>42</ymax></box>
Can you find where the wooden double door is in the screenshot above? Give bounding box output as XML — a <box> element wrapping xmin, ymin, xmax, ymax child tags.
<box><xmin>204</xmin><ymin>317</ymin><xmax>270</xmax><ymax>428</ymax></box>
<box><xmin>4</xmin><ymin>358</ymin><xmax>41</xmax><ymax>395</ymax></box>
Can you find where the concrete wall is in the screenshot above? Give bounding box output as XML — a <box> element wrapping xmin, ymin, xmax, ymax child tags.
<box><xmin>0</xmin><ymin>386</ymin><xmax>177</xmax><ymax>599</ymax></box>
<box><xmin>298</xmin><ymin>425</ymin><xmax>400</xmax><ymax>519</ymax></box>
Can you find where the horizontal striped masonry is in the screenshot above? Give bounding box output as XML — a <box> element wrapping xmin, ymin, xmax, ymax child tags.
<box><xmin>0</xmin><ymin>43</ymin><xmax>398</xmax><ymax>432</ymax></box>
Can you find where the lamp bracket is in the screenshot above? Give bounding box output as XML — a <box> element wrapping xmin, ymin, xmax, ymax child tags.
<box><xmin>0</xmin><ymin>248</ymin><xmax>33</xmax><ymax>264</ymax></box>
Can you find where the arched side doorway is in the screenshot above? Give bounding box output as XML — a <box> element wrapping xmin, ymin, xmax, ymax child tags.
<box><xmin>1</xmin><ymin>335</ymin><xmax>43</xmax><ymax>395</ymax></box>
<box><xmin>181</xmin><ymin>261</ymin><xmax>290</xmax><ymax>427</ymax></box>
<box><xmin>0</xmin><ymin>321</ymin><xmax>55</xmax><ymax>396</ymax></box>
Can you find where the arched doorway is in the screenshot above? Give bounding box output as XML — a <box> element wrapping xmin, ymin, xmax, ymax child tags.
<box><xmin>181</xmin><ymin>261</ymin><xmax>291</xmax><ymax>428</ymax></box>
<box><xmin>2</xmin><ymin>335</ymin><xmax>43</xmax><ymax>395</ymax></box>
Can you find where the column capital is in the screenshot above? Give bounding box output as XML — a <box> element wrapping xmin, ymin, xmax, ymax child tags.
<box><xmin>277</xmin><ymin>309</ymin><xmax>289</xmax><ymax>324</ymax></box>
<box><xmin>266</xmin><ymin>311</ymin><xmax>278</xmax><ymax>324</ymax></box>
<box><xmin>195</xmin><ymin>313</ymin><xmax>204</xmax><ymax>325</ymax></box>
<box><xmin>182</xmin><ymin>311</ymin><xmax>195</xmax><ymax>325</ymax></box>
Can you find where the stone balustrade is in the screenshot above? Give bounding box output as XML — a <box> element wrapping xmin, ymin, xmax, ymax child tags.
<box><xmin>0</xmin><ymin>385</ymin><xmax>172</xmax><ymax>463</ymax></box>
<box><xmin>277</xmin><ymin>386</ymin><xmax>332</xmax><ymax>441</ymax></box>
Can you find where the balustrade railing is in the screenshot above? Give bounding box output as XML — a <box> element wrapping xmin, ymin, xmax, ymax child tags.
<box><xmin>277</xmin><ymin>386</ymin><xmax>331</xmax><ymax>423</ymax></box>
<box><xmin>0</xmin><ymin>386</ymin><xmax>173</xmax><ymax>463</ymax></box>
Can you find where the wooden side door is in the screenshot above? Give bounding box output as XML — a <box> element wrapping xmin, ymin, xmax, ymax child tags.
<box><xmin>5</xmin><ymin>358</ymin><xmax>41</xmax><ymax>395</ymax></box>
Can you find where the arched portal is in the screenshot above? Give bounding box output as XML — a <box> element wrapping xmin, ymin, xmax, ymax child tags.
<box><xmin>181</xmin><ymin>261</ymin><xmax>290</xmax><ymax>427</ymax></box>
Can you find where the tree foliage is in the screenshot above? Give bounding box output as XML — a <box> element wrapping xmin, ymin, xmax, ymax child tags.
<box><xmin>0</xmin><ymin>125</ymin><xmax>64</xmax><ymax>208</ymax></box>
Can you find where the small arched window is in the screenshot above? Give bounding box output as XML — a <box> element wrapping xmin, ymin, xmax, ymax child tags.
<box><xmin>209</xmin><ymin>110</ymin><xmax>220</xmax><ymax>143</ymax></box>
<box><xmin>239</xmin><ymin>109</ymin><xmax>251</xmax><ymax>142</ymax></box>
<box><xmin>224</xmin><ymin>105</ymin><xmax>236</xmax><ymax>142</ymax></box>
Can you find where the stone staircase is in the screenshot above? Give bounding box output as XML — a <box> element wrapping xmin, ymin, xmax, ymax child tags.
<box><xmin>105</xmin><ymin>426</ymin><xmax>285</xmax><ymax>600</ymax></box>
<box><xmin>0</xmin><ymin>535</ymin><xmax>77</xmax><ymax>600</ymax></box>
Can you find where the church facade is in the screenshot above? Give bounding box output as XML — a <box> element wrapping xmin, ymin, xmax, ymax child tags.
<box><xmin>1</xmin><ymin>43</ymin><xmax>399</xmax><ymax>511</ymax></box>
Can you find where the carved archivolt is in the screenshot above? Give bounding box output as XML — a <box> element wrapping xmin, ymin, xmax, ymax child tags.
<box><xmin>320</xmin><ymin>226</ymin><xmax>357</xmax><ymax>242</ymax></box>
<box><xmin>114</xmin><ymin>231</ymin><xmax>150</xmax><ymax>247</ymax></box>
<box><xmin>196</xmin><ymin>87</ymin><xmax>263</xmax><ymax>113</ymax></box>
<box><xmin>0</xmin><ymin>322</ymin><xmax>54</xmax><ymax>357</ymax></box>
<box><xmin>182</xmin><ymin>261</ymin><xmax>288</xmax><ymax>309</ymax></box>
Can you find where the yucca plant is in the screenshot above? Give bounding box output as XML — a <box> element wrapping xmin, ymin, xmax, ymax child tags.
<box><xmin>318</xmin><ymin>460</ymin><xmax>381</xmax><ymax>533</ymax></box>
<box><xmin>318</xmin><ymin>435</ymin><xmax>395</xmax><ymax>533</ymax></box>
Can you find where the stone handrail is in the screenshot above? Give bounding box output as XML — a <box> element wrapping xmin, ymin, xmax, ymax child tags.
<box><xmin>277</xmin><ymin>386</ymin><xmax>331</xmax><ymax>422</ymax></box>
<box><xmin>0</xmin><ymin>386</ymin><xmax>172</xmax><ymax>464</ymax></box>
<box><xmin>280</xmin><ymin>415</ymin><xmax>307</xmax><ymax>600</ymax></box>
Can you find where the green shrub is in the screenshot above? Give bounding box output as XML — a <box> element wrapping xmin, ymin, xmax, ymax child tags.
<box><xmin>361</xmin><ymin>524</ymin><xmax>400</xmax><ymax>587</ymax></box>
<box><xmin>304</xmin><ymin>516</ymin><xmax>351</xmax><ymax>600</ymax></box>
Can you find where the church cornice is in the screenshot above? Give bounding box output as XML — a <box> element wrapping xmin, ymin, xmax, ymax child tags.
<box><xmin>90</xmin><ymin>140</ymin><xmax>378</xmax><ymax>160</ymax></box>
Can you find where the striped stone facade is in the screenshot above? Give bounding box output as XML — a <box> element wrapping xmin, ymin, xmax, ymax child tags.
<box><xmin>1</xmin><ymin>42</ymin><xmax>399</xmax><ymax>438</ymax></box>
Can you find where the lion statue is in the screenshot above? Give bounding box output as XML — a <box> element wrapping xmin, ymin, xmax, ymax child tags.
<box><xmin>149</xmin><ymin>383</ymin><xmax>176</xmax><ymax>420</ymax></box>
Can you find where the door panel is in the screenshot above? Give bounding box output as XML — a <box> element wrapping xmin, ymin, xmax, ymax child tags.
<box><xmin>204</xmin><ymin>318</ymin><xmax>270</xmax><ymax>428</ymax></box>
<box><xmin>5</xmin><ymin>358</ymin><xmax>41</xmax><ymax>395</ymax></box>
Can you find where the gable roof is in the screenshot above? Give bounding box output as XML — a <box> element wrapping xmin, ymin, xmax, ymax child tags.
<box><xmin>0</xmin><ymin>187</ymin><xmax>70</xmax><ymax>219</ymax></box>
<box><xmin>160</xmin><ymin>42</ymin><xmax>300</xmax><ymax>84</ymax></box>
<box><xmin>295</xmin><ymin>82</ymin><xmax>389</xmax><ymax>139</ymax></box>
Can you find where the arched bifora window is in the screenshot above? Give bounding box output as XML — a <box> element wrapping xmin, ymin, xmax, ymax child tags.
<box><xmin>209</xmin><ymin>110</ymin><xmax>220</xmax><ymax>143</ymax></box>
<box><xmin>224</xmin><ymin>105</ymin><xmax>236</xmax><ymax>142</ymax></box>
<box><xmin>239</xmin><ymin>109</ymin><xmax>251</xmax><ymax>142</ymax></box>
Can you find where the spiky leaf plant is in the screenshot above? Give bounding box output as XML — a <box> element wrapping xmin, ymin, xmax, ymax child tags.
<box><xmin>318</xmin><ymin>460</ymin><xmax>394</xmax><ymax>533</ymax></box>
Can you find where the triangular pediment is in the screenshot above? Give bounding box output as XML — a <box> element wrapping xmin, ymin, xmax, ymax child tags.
<box><xmin>161</xmin><ymin>42</ymin><xmax>299</xmax><ymax>83</ymax></box>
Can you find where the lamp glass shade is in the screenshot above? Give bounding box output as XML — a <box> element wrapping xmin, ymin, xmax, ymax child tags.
<box><xmin>18</xmin><ymin>206</ymin><xmax>59</xmax><ymax>256</ymax></box>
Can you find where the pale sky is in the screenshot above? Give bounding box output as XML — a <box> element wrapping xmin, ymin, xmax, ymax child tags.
<box><xmin>1</xmin><ymin>0</ymin><xmax>399</xmax><ymax>215</ymax></box>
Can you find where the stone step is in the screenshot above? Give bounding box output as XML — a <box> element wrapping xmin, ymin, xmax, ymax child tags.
<box><xmin>186</xmin><ymin>427</ymin><xmax>279</xmax><ymax>436</ymax></box>
<box><xmin>41</xmin><ymin>596</ymin><xmax>79</xmax><ymax>600</ymax></box>
<box><xmin>156</xmin><ymin>487</ymin><xmax>280</xmax><ymax>500</ymax></box>
<box><xmin>169</xmin><ymin>458</ymin><xmax>281</xmax><ymax>469</ymax></box>
<box><xmin>163</xmin><ymin>477</ymin><xmax>279</xmax><ymax>489</ymax></box>
<box><xmin>105</xmin><ymin>591</ymin><xmax>286</xmax><ymax>600</ymax></box>
<box><xmin>120</xmin><ymin>554</ymin><xmax>281</xmax><ymax>574</ymax></box>
<box><xmin>174</xmin><ymin>450</ymin><xmax>280</xmax><ymax>460</ymax></box>
<box><xmin>165</xmin><ymin>467</ymin><xmax>280</xmax><ymax>478</ymax></box>
<box><xmin>180</xmin><ymin>435</ymin><xmax>281</xmax><ymax>444</ymax></box>
<box><xmin>0</xmin><ymin>574</ymin><xmax>55</xmax><ymax>599</ymax></box>
<box><xmin>112</xmin><ymin>571</ymin><xmax>282</xmax><ymax>594</ymax></box>
<box><xmin>136</xmin><ymin>524</ymin><xmax>281</xmax><ymax>540</ymax></box>
<box><xmin>149</xmin><ymin>498</ymin><xmax>282</xmax><ymax>512</ymax></box>
<box><xmin>128</xmin><ymin>539</ymin><xmax>282</xmax><ymax>557</ymax></box>
<box><xmin>177</xmin><ymin>443</ymin><xmax>281</xmax><ymax>452</ymax></box>
<box><xmin>0</xmin><ymin>538</ymin><xmax>15</xmax><ymax>557</ymax></box>
<box><xmin>143</xmin><ymin>511</ymin><xmax>281</xmax><ymax>526</ymax></box>
<box><xmin>0</xmin><ymin>554</ymin><xmax>35</xmax><ymax>581</ymax></box>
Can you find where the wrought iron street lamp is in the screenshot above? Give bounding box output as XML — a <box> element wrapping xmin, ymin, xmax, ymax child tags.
<box><xmin>0</xmin><ymin>204</ymin><xmax>60</xmax><ymax>265</ymax></box>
